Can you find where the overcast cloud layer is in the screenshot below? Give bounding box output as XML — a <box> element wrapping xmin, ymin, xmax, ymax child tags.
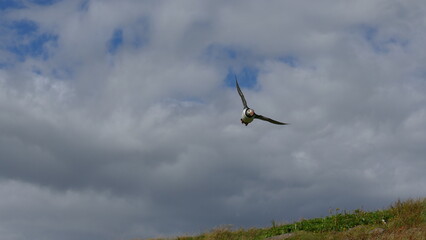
<box><xmin>1</xmin><ymin>0</ymin><xmax>426</xmax><ymax>239</ymax></box>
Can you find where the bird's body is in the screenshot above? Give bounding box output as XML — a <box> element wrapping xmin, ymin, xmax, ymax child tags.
<box><xmin>236</xmin><ymin>76</ymin><xmax>288</xmax><ymax>126</ymax></box>
<box><xmin>241</xmin><ymin>108</ymin><xmax>255</xmax><ymax>125</ymax></box>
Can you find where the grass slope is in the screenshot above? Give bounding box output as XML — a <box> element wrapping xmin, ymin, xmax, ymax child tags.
<box><xmin>145</xmin><ymin>198</ymin><xmax>426</xmax><ymax>240</ymax></box>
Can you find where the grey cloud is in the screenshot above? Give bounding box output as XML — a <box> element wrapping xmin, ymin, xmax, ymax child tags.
<box><xmin>1</xmin><ymin>1</ymin><xmax>426</xmax><ymax>240</ymax></box>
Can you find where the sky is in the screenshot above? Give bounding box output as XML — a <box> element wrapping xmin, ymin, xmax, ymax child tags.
<box><xmin>1</xmin><ymin>0</ymin><xmax>426</xmax><ymax>239</ymax></box>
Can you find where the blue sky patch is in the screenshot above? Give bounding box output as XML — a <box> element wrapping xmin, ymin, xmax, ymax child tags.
<box><xmin>78</xmin><ymin>0</ymin><xmax>89</xmax><ymax>12</ymax></box>
<box><xmin>0</xmin><ymin>0</ymin><xmax>62</xmax><ymax>9</ymax></box>
<box><xmin>361</xmin><ymin>25</ymin><xmax>408</xmax><ymax>54</ymax></box>
<box><xmin>224</xmin><ymin>47</ymin><xmax>237</xmax><ymax>59</ymax></box>
<box><xmin>10</xmin><ymin>19</ymin><xmax>38</xmax><ymax>35</ymax></box>
<box><xmin>0</xmin><ymin>62</ymin><xmax>10</xmax><ymax>69</ymax></box>
<box><xmin>205</xmin><ymin>44</ymin><xmax>259</xmax><ymax>89</ymax></box>
<box><xmin>362</xmin><ymin>26</ymin><xmax>386</xmax><ymax>52</ymax></box>
<box><xmin>108</xmin><ymin>29</ymin><xmax>123</xmax><ymax>54</ymax></box>
<box><xmin>204</xmin><ymin>44</ymin><xmax>240</xmax><ymax>61</ymax></box>
<box><xmin>0</xmin><ymin>0</ymin><xmax>25</xmax><ymax>10</ymax></box>
<box><xmin>363</xmin><ymin>25</ymin><xmax>377</xmax><ymax>42</ymax></box>
<box><xmin>225</xmin><ymin>66</ymin><xmax>259</xmax><ymax>89</ymax></box>
<box><xmin>28</xmin><ymin>0</ymin><xmax>63</xmax><ymax>6</ymax></box>
<box><xmin>8</xmin><ymin>33</ymin><xmax>58</xmax><ymax>60</ymax></box>
<box><xmin>1</xmin><ymin>18</ymin><xmax>58</xmax><ymax>61</ymax></box>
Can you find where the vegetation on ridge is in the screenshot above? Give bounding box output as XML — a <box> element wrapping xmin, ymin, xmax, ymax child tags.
<box><xmin>145</xmin><ymin>198</ymin><xmax>426</xmax><ymax>240</ymax></box>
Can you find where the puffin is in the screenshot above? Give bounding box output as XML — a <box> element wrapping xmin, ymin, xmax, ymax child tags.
<box><xmin>236</xmin><ymin>76</ymin><xmax>288</xmax><ymax>126</ymax></box>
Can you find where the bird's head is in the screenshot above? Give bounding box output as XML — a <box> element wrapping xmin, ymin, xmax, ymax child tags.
<box><xmin>245</xmin><ymin>108</ymin><xmax>255</xmax><ymax>117</ymax></box>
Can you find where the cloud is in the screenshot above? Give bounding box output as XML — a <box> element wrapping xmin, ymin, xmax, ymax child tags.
<box><xmin>0</xmin><ymin>180</ymin><xmax>156</xmax><ymax>240</ymax></box>
<box><xmin>1</xmin><ymin>0</ymin><xmax>426</xmax><ymax>239</ymax></box>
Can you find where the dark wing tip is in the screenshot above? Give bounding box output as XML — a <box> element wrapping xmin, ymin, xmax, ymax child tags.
<box><xmin>275</xmin><ymin>122</ymin><xmax>289</xmax><ymax>125</ymax></box>
<box><xmin>235</xmin><ymin>76</ymin><xmax>248</xmax><ymax>108</ymax></box>
<box><xmin>255</xmin><ymin>114</ymin><xmax>289</xmax><ymax>125</ymax></box>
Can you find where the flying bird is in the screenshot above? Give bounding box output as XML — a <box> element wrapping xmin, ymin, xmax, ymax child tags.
<box><xmin>236</xmin><ymin>76</ymin><xmax>288</xmax><ymax>126</ymax></box>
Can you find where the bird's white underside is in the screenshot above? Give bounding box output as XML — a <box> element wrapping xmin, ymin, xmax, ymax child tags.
<box><xmin>241</xmin><ymin>108</ymin><xmax>254</xmax><ymax>124</ymax></box>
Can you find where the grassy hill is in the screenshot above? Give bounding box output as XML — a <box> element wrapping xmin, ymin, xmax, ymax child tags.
<box><xmin>145</xmin><ymin>198</ymin><xmax>426</xmax><ymax>240</ymax></box>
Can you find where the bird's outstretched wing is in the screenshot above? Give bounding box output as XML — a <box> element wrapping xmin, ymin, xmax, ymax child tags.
<box><xmin>254</xmin><ymin>114</ymin><xmax>288</xmax><ymax>125</ymax></box>
<box><xmin>235</xmin><ymin>76</ymin><xmax>248</xmax><ymax>109</ymax></box>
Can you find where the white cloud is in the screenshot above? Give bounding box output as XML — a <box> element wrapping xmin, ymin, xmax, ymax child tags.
<box><xmin>1</xmin><ymin>0</ymin><xmax>426</xmax><ymax>239</ymax></box>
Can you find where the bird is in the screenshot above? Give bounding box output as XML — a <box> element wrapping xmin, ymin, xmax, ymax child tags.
<box><xmin>236</xmin><ymin>76</ymin><xmax>288</xmax><ymax>126</ymax></box>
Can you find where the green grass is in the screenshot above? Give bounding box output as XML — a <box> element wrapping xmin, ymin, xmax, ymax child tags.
<box><xmin>145</xmin><ymin>198</ymin><xmax>426</xmax><ymax>240</ymax></box>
